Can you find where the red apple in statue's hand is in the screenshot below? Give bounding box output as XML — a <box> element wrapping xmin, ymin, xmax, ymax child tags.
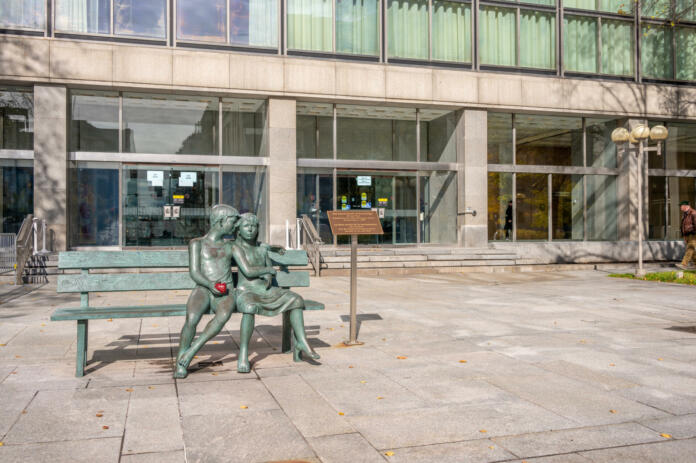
<box><xmin>214</xmin><ymin>282</ymin><xmax>227</xmax><ymax>294</ymax></box>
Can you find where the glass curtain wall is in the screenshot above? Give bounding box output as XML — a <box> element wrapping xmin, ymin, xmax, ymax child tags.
<box><xmin>388</xmin><ymin>0</ymin><xmax>472</xmax><ymax>63</ymax></box>
<box><xmin>0</xmin><ymin>159</ymin><xmax>33</xmax><ymax>234</ymax></box>
<box><xmin>479</xmin><ymin>2</ymin><xmax>555</xmax><ymax>69</ymax></box>
<box><xmin>297</xmin><ymin>168</ymin><xmax>334</xmax><ymax>243</ymax></box>
<box><xmin>564</xmin><ymin>14</ymin><xmax>634</xmax><ymax>76</ymax></box>
<box><xmin>0</xmin><ymin>0</ymin><xmax>45</xmax><ymax>29</ymax></box>
<box><xmin>222</xmin><ymin>166</ymin><xmax>267</xmax><ymax>241</ymax></box>
<box><xmin>296</xmin><ymin>102</ymin><xmax>333</xmax><ymax>159</ymax></box>
<box><xmin>0</xmin><ymin>88</ymin><xmax>34</xmax><ymax>150</ymax></box>
<box><xmin>641</xmin><ymin>1</ymin><xmax>696</xmax><ymax>81</ymax></box>
<box><xmin>69</xmin><ymin>162</ymin><xmax>119</xmax><ymax>246</ymax></box>
<box><xmin>222</xmin><ymin>98</ymin><xmax>267</xmax><ymax>157</ymax></box>
<box><xmin>55</xmin><ymin>0</ymin><xmax>167</xmax><ymax>38</ymax></box>
<box><xmin>488</xmin><ymin>112</ymin><xmax>619</xmax><ymax>242</ymax></box>
<box><xmin>70</xmin><ymin>91</ymin><xmax>119</xmax><ymax>152</ymax></box>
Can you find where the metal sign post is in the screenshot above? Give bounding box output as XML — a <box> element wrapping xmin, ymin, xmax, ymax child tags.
<box><xmin>327</xmin><ymin>211</ymin><xmax>383</xmax><ymax>346</ymax></box>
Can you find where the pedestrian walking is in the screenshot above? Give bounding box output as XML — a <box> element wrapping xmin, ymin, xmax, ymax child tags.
<box><xmin>676</xmin><ymin>200</ymin><xmax>696</xmax><ymax>270</ymax></box>
<box><xmin>504</xmin><ymin>201</ymin><xmax>513</xmax><ymax>240</ymax></box>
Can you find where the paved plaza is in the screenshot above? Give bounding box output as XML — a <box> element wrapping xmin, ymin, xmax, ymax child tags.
<box><xmin>0</xmin><ymin>269</ymin><xmax>695</xmax><ymax>462</ymax></box>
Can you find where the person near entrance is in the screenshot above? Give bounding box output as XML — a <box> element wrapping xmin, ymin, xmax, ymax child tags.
<box><xmin>677</xmin><ymin>200</ymin><xmax>696</xmax><ymax>270</ymax></box>
<box><xmin>174</xmin><ymin>204</ymin><xmax>239</xmax><ymax>379</ymax></box>
<box><xmin>504</xmin><ymin>201</ymin><xmax>513</xmax><ymax>240</ymax></box>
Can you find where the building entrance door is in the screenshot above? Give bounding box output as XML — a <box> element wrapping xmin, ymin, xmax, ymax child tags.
<box><xmin>123</xmin><ymin>165</ymin><xmax>219</xmax><ymax>247</ymax></box>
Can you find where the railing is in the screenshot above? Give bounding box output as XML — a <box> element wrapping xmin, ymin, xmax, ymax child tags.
<box><xmin>301</xmin><ymin>215</ymin><xmax>323</xmax><ymax>277</ymax></box>
<box><xmin>0</xmin><ymin>233</ymin><xmax>17</xmax><ymax>274</ymax></box>
<box><xmin>15</xmin><ymin>215</ymin><xmax>34</xmax><ymax>285</ymax></box>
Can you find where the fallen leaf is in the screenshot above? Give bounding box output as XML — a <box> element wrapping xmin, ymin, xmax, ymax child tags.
<box><xmin>107</xmin><ymin>319</ymin><xmax>113</xmax><ymax>322</ymax></box>
<box><xmin>125</xmin><ymin>388</ymin><xmax>133</xmax><ymax>392</ymax></box>
<box><xmin>329</xmin><ymin>328</ymin><xmax>334</xmax><ymax>331</ymax></box>
<box><xmin>338</xmin><ymin>412</ymin><xmax>344</xmax><ymax>416</ymax></box>
<box><xmin>396</xmin><ymin>356</ymin><xmax>407</xmax><ymax>360</ymax></box>
<box><xmin>579</xmin><ymin>339</ymin><xmax>587</xmax><ymax>344</ymax></box>
<box><xmin>152</xmin><ymin>324</ymin><xmax>158</xmax><ymax>327</ymax></box>
<box><xmin>377</xmin><ymin>396</ymin><xmax>384</xmax><ymax>400</ymax></box>
<box><xmin>360</xmin><ymin>380</ymin><xmax>366</xmax><ymax>384</ymax></box>
<box><xmin>459</xmin><ymin>360</ymin><xmax>467</xmax><ymax>363</ymax></box>
<box><xmin>147</xmin><ymin>386</ymin><xmax>155</xmax><ymax>390</ymax></box>
<box><xmin>661</xmin><ymin>433</ymin><xmax>672</xmax><ymax>439</ymax></box>
<box><xmin>21</xmin><ymin>410</ymin><xmax>27</xmax><ymax>414</ymax></box>
<box><xmin>0</xmin><ymin>344</ymin><xmax>5</xmax><ymax>347</ymax></box>
<box><xmin>211</xmin><ymin>372</ymin><xmax>218</xmax><ymax>376</ymax></box>
<box><xmin>102</xmin><ymin>425</ymin><xmax>109</xmax><ymax>430</ymax></box>
<box><xmin>0</xmin><ymin>442</ymin><xmax>3</xmax><ymax>446</ymax></box>
<box><xmin>340</xmin><ymin>325</ymin><xmax>345</xmax><ymax>327</ymax></box>
<box><xmin>14</xmin><ymin>355</ymin><xmax>20</xmax><ymax>359</ymax></box>
<box><xmin>609</xmin><ymin>363</ymin><xmax>616</xmax><ymax>367</ymax></box>
<box><xmin>194</xmin><ymin>356</ymin><xmax>199</xmax><ymax>359</ymax></box>
<box><xmin>479</xmin><ymin>429</ymin><xmax>487</xmax><ymax>433</ymax></box>
<box><xmin>384</xmin><ymin>451</ymin><xmax>394</xmax><ymax>457</ymax></box>
<box><xmin>609</xmin><ymin>409</ymin><xmax>617</xmax><ymax>414</ymax></box>
<box><xmin>348</xmin><ymin>365</ymin><xmax>354</xmax><ymax>368</ymax></box>
<box><xmin>96</xmin><ymin>413</ymin><xmax>103</xmax><ymax>417</ymax></box>
<box><xmin>240</xmin><ymin>405</ymin><xmax>248</xmax><ymax>409</ymax></box>
<box><xmin>489</xmin><ymin>446</ymin><xmax>495</xmax><ymax>450</ymax></box>
<box><xmin>658</xmin><ymin>358</ymin><xmax>663</xmax><ymax>361</ymax></box>
<box><xmin>41</xmin><ymin>323</ymin><xmax>46</xmax><ymax>326</ymax></box>
<box><xmin>40</xmin><ymin>330</ymin><xmax>44</xmax><ymax>333</ymax></box>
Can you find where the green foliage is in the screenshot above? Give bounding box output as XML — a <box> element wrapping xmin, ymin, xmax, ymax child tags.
<box><xmin>609</xmin><ymin>270</ymin><xmax>696</xmax><ymax>285</ymax></box>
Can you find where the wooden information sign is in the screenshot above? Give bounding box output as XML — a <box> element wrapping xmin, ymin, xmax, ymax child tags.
<box><xmin>326</xmin><ymin>210</ymin><xmax>383</xmax><ymax>346</ymax></box>
<box><xmin>327</xmin><ymin>210</ymin><xmax>384</xmax><ymax>236</ymax></box>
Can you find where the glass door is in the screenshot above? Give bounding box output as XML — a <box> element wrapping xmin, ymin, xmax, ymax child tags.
<box><xmin>123</xmin><ymin>165</ymin><xmax>219</xmax><ymax>247</ymax></box>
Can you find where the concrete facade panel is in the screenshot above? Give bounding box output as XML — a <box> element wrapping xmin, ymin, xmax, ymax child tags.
<box><xmin>173</xmin><ymin>51</ymin><xmax>229</xmax><ymax>88</ymax></box>
<box><xmin>478</xmin><ymin>75</ymin><xmax>523</xmax><ymax>107</ymax></box>
<box><xmin>50</xmin><ymin>41</ymin><xmax>113</xmax><ymax>82</ymax></box>
<box><xmin>229</xmin><ymin>54</ymin><xmax>284</xmax><ymax>92</ymax></box>
<box><xmin>267</xmin><ymin>99</ymin><xmax>297</xmax><ymax>246</ymax></box>
<box><xmin>284</xmin><ymin>60</ymin><xmax>335</xmax><ymax>96</ymax></box>
<box><xmin>432</xmin><ymin>70</ymin><xmax>478</xmax><ymax>103</ymax></box>
<box><xmin>113</xmin><ymin>47</ymin><xmax>172</xmax><ymax>85</ymax></box>
<box><xmin>0</xmin><ymin>36</ymin><xmax>49</xmax><ymax>79</ymax></box>
<box><xmin>565</xmin><ymin>81</ymin><xmax>605</xmax><ymax>113</ymax></box>
<box><xmin>385</xmin><ymin>67</ymin><xmax>432</xmax><ymax>101</ymax></box>
<box><xmin>335</xmin><ymin>62</ymin><xmax>385</xmax><ymax>99</ymax></box>
<box><xmin>601</xmin><ymin>82</ymin><xmax>646</xmax><ymax>116</ymax></box>
<box><xmin>522</xmin><ymin>78</ymin><xmax>565</xmax><ymax>110</ymax></box>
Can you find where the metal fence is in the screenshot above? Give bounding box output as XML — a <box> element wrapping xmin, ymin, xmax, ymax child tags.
<box><xmin>0</xmin><ymin>233</ymin><xmax>17</xmax><ymax>273</ymax></box>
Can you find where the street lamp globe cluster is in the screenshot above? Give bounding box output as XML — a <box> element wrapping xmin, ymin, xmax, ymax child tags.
<box><xmin>610</xmin><ymin>123</ymin><xmax>669</xmax><ymax>277</ymax></box>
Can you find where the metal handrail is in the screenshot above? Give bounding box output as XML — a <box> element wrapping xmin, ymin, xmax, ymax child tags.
<box><xmin>15</xmin><ymin>214</ymin><xmax>34</xmax><ymax>285</ymax></box>
<box><xmin>301</xmin><ymin>214</ymin><xmax>323</xmax><ymax>277</ymax></box>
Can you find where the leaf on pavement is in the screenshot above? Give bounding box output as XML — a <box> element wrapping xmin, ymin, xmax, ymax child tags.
<box><xmin>384</xmin><ymin>451</ymin><xmax>394</xmax><ymax>457</ymax></box>
<box><xmin>661</xmin><ymin>433</ymin><xmax>672</xmax><ymax>439</ymax></box>
<box><xmin>459</xmin><ymin>360</ymin><xmax>467</xmax><ymax>363</ymax></box>
<box><xmin>396</xmin><ymin>356</ymin><xmax>407</xmax><ymax>360</ymax></box>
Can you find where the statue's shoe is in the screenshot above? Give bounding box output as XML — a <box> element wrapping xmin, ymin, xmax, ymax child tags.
<box><xmin>293</xmin><ymin>343</ymin><xmax>320</xmax><ymax>362</ymax></box>
<box><xmin>173</xmin><ymin>363</ymin><xmax>189</xmax><ymax>379</ymax></box>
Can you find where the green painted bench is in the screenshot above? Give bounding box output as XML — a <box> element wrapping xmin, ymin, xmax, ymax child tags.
<box><xmin>50</xmin><ymin>250</ymin><xmax>324</xmax><ymax>377</ymax></box>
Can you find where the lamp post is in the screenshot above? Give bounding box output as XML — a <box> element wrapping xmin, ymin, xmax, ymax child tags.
<box><xmin>611</xmin><ymin>124</ymin><xmax>668</xmax><ymax>277</ymax></box>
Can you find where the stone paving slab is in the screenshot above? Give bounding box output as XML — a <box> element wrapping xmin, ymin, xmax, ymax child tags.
<box><xmin>640</xmin><ymin>413</ymin><xmax>696</xmax><ymax>439</ymax></box>
<box><xmin>122</xmin><ymin>383</ymin><xmax>183</xmax><ymax>455</ymax></box>
<box><xmin>386</xmin><ymin>439</ymin><xmax>516</xmax><ymax>462</ymax></box>
<box><xmin>579</xmin><ymin>438</ymin><xmax>696</xmax><ymax>462</ymax></box>
<box><xmin>307</xmin><ymin>432</ymin><xmax>386</xmax><ymax>463</ymax></box>
<box><xmin>120</xmin><ymin>450</ymin><xmax>186</xmax><ymax>463</ymax></box>
<box><xmin>0</xmin><ymin>437</ymin><xmax>122</xmax><ymax>462</ymax></box>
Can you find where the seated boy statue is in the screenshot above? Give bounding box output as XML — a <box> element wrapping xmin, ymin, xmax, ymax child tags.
<box><xmin>174</xmin><ymin>204</ymin><xmax>239</xmax><ymax>379</ymax></box>
<box><xmin>232</xmin><ymin>212</ymin><xmax>320</xmax><ymax>373</ymax></box>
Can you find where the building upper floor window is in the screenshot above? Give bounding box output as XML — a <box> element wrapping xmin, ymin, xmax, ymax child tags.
<box><xmin>564</xmin><ymin>0</ymin><xmax>633</xmax><ymax>14</ymax></box>
<box><xmin>0</xmin><ymin>88</ymin><xmax>34</xmax><ymax>151</ymax></box>
<box><xmin>564</xmin><ymin>15</ymin><xmax>634</xmax><ymax>76</ymax></box>
<box><xmin>55</xmin><ymin>0</ymin><xmax>167</xmax><ymax>38</ymax></box>
<box><xmin>0</xmin><ymin>0</ymin><xmax>44</xmax><ymax>29</ymax></box>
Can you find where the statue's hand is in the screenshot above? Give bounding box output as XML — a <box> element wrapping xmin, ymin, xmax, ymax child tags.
<box><xmin>266</xmin><ymin>267</ymin><xmax>277</xmax><ymax>276</ymax></box>
<box><xmin>261</xmin><ymin>274</ymin><xmax>272</xmax><ymax>289</ymax></box>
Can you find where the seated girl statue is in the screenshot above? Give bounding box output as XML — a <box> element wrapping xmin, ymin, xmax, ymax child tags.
<box><xmin>232</xmin><ymin>212</ymin><xmax>320</xmax><ymax>373</ymax></box>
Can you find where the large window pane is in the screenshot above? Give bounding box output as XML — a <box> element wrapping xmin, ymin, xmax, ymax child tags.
<box><xmin>420</xmin><ymin>171</ymin><xmax>457</xmax><ymax>243</ymax></box>
<box><xmin>222</xmin><ymin>167</ymin><xmax>267</xmax><ymax>241</ymax></box>
<box><xmin>676</xmin><ymin>27</ymin><xmax>696</xmax><ymax>81</ymax></box>
<box><xmin>586</xmin><ymin>174</ymin><xmax>617</xmax><ymax>240</ymax></box>
<box><xmin>336</xmin><ymin>0</ymin><xmax>379</xmax><ymax>55</ymax></box>
<box><xmin>0</xmin><ymin>0</ymin><xmax>44</xmax><ymax>29</ymax></box>
<box><xmin>296</xmin><ymin>102</ymin><xmax>333</xmax><ymax>159</ymax></box>
<box><xmin>552</xmin><ymin>174</ymin><xmax>583</xmax><ymax>240</ymax></box>
<box><xmin>664</xmin><ymin>122</ymin><xmax>696</xmax><ymax>170</ymax></box>
<box><xmin>479</xmin><ymin>6</ymin><xmax>516</xmax><ymax>66</ymax></box>
<box><xmin>70</xmin><ymin>163</ymin><xmax>119</xmax><ymax>246</ymax></box>
<box><xmin>297</xmin><ymin>168</ymin><xmax>334</xmax><ymax>243</ymax></box>
<box><xmin>488</xmin><ymin>172</ymin><xmax>513</xmax><ymax>240</ymax></box>
<box><xmin>114</xmin><ymin>0</ymin><xmax>166</xmax><ymax>38</ymax></box>
<box><xmin>566</xmin><ymin>0</ymin><xmax>633</xmax><ymax>13</ymax></box>
<box><xmin>0</xmin><ymin>89</ymin><xmax>33</xmax><ymax>150</ymax></box>
<box><xmin>642</xmin><ymin>0</ymin><xmax>670</xmax><ymax>18</ymax></box>
<box><xmin>677</xmin><ymin>0</ymin><xmax>696</xmax><ymax>21</ymax></box>
<box><xmin>586</xmin><ymin>118</ymin><xmax>618</xmax><ymax>168</ymax></box>
<box><xmin>641</xmin><ymin>26</ymin><xmax>674</xmax><ymax>79</ymax></box>
<box><xmin>388</xmin><ymin>0</ymin><xmax>429</xmax><ymax>60</ymax></box>
<box><xmin>70</xmin><ymin>91</ymin><xmax>119</xmax><ymax>152</ymax></box>
<box><xmin>288</xmin><ymin>0</ymin><xmax>333</xmax><ymax>52</ymax></box>
<box><xmin>122</xmin><ymin>94</ymin><xmax>218</xmax><ymax>155</ymax></box>
<box><xmin>520</xmin><ymin>11</ymin><xmax>555</xmax><ymax>69</ymax></box>
<box><xmin>563</xmin><ymin>0</ymin><xmax>595</xmax><ymax>9</ymax></box>
<box><xmin>487</xmin><ymin>113</ymin><xmax>513</xmax><ymax>164</ymax></box>
<box><xmin>432</xmin><ymin>1</ymin><xmax>472</xmax><ymax>63</ymax></box>
<box><xmin>230</xmin><ymin>0</ymin><xmax>279</xmax><ymax>47</ymax></box>
<box><xmin>337</xmin><ymin>105</ymin><xmax>417</xmax><ymax>161</ymax></box>
<box><xmin>649</xmin><ymin>176</ymin><xmax>666</xmax><ymax>240</ymax></box>
<box><xmin>55</xmin><ymin>0</ymin><xmax>111</xmax><ymax>34</ymax></box>
<box><xmin>177</xmin><ymin>0</ymin><xmax>226</xmax><ymax>42</ymax></box>
<box><xmin>564</xmin><ymin>15</ymin><xmax>597</xmax><ymax>73</ymax></box>
<box><xmin>667</xmin><ymin>177</ymin><xmax>696</xmax><ymax>239</ymax></box>
<box><xmin>515</xmin><ymin>114</ymin><xmax>583</xmax><ymax>166</ymax></box>
<box><xmin>222</xmin><ymin>98</ymin><xmax>266</xmax><ymax>157</ymax></box>
<box><xmin>601</xmin><ymin>20</ymin><xmax>634</xmax><ymax>76</ymax></box>
<box><xmin>0</xmin><ymin>159</ymin><xmax>33</xmax><ymax>234</ymax></box>
<box><xmin>422</xmin><ymin>109</ymin><xmax>457</xmax><ymax>162</ymax></box>
<box><xmin>516</xmin><ymin>173</ymin><xmax>548</xmax><ymax>240</ymax></box>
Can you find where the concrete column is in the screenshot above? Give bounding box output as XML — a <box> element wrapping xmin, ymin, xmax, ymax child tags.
<box><xmin>33</xmin><ymin>85</ymin><xmax>68</xmax><ymax>251</ymax></box>
<box><xmin>457</xmin><ymin>109</ymin><xmax>488</xmax><ymax>248</ymax></box>
<box><xmin>267</xmin><ymin>98</ymin><xmax>297</xmax><ymax>246</ymax></box>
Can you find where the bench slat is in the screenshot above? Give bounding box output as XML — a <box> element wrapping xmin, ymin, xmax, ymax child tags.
<box><xmin>268</xmin><ymin>250</ymin><xmax>308</xmax><ymax>266</ymax></box>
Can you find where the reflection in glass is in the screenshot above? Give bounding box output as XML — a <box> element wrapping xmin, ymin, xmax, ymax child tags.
<box><xmin>297</xmin><ymin>168</ymin><xmax>334</xmax><ymax>243</ymax></box>
<box><xmin>601</xmin><ymin>20</ymin><xmax>634</xmax><ymax>76</ymax></box>
<box><xmin>516</xmin><ymin>173</ymin><xmax>548</xmax><ymax>240</ymax></box>
<box><xmin>586</xmin><ymin>118</ymin><xmax>618</xmax><ymax>168</ymax></box>
<box><xmin>552</xmin><ymin>174</ymin><xmax>583</xmax><ymax>240</ymax></box>
<box><xmin>564</xmin><ymin>15</ymin><xmax>597</xmax><ymax>73</ymax></box>
<box><xmin>177</xmin><ymin>0</ymin><xmax>226</xmax><ymax>42</ymax></box>
<box><xmin>0</xmin><ymin>89</ymin><xmax>33</xmax><ymax>150</ymax></box>
<box><xmin>422</xmin><ymin>110</ymin><xmax>457</xmax><ymax>162</ymax></box>
<box><xmin>70</xmin><ymin>91</ymin><xmax>119</xmax><ymax>152</ymax></box>
<box><xmin>431</xmin><ymin>1</ymin><xmax>471</xmax><ymax>63</ymax></box>
<box><xmin>222</xmin><ymin>99</ymin><xmax>266</xmax><ymax>156</ymax></box>
<box><xmin>516</xmin><ymin>114</ymin><xmax>583</xmax><ymax>166</ymax></box>
<box><xmin>586</xmin><ymin>175</ymin><xmax>617</xmax><ymax>240</ymax></box>
<box><xmin>488</xmin><ymin>172</ymin><xmax>513</xmax><ymax>240</ymax></box>
<box><xmin>122</xmin><ymin>94</ymin><xmax>218</xmax><ymax>155</ymax></box>
<box><xmin>287</xmin><ymin>0</ymin><xmax>332</xmax><ymax>51</ymax></box>
<box><xmin>648</xmin><ymin>176</ymin><xmax>666</xmax><ymax>240</ymax></box>
<box><xmin>420</xmin><ymin>171</ymin><xmax>457</xmax><ymax>243</ymax></box>
<box><xmin>337</xmin><ymin>105</ymin><xmax>417</xmax><ymax>161</ymax></box>
<box><xmin>487</xmin><ymin>113</ymin><xmax>512</xmax><ymax>164</ymax></box>
<box><xmin>0</xmin><ymin>160</ymin><xmax>33</xmax><ymax>234</ymax></box>
<box><xmin>336</xmin><ymin>0</ymin><xmax>379</xmax><ymax>55</ymax></box>
<box><xmin>296</xmin><ymin>103</ymin><xmax>333</xmax><ymax>159</ymax></box>
<box><xmin>664</xmin><ymin>122</ymin><xmax>696</xmax><ymax>170</ymax></box>
<box><xmin>230</xmin><ymin>0</ymin><xmax>279</xmax><ymax>47</ymax></box>
<box><xmin>114</xmin><ymin>0</ymin><xmax>166</xmax><ymax>38</ymax></box>
<box><xmin>641</xmin><ymin>26</ymin><xmax>673</xmax><ymax>80</ymax></box>
<box><xmin>123</xmin><ymin>165</ymin><xmax>219</xmax><ymax>246</ymax></box>
<box><xmin>70</xmin><ymin>163</ymin><xmax>119</xmax><ymax>246</ymax></box>
<box><xmin>0</xmin><ymin>0</ymin><xmax>45</xmax><ymax>29</ymax></box>
<box><xmin>223</xmin><ymin>167</ymin><xmax>267</xmax><ymax>241</ymax></box>
<box><xmin>387</xmin><ymin>0</ymin><xmax>429</xmax><ymax>60</ymax></box>
<box><xmin>667</xmin><ymin>177</ymin><xmax>696</xmax><ymax>239</ymax></box>
<box><xmin>55</xmin><ymin>0</ymin><xmax>111</xmax><ymax>34</ymax></box>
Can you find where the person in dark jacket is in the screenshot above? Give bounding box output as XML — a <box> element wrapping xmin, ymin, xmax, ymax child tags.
<box><xmin>504</xmin><ymin>201</ymin><xmax>513</xmax><ymax>240</ymax></box>
<box><xmin>677</xmin><ymin>200</ymin><xmax>696</xmax><ymax>270</ymax></box>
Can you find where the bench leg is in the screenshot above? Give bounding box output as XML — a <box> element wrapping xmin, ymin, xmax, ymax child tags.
<box><xmin>76</xmin><ymin>320</ymin><xmax>88</xmax><ymax>377</ymax></box>
<box><xmin>281</xmin><ymin>312</ymin><xmax>292</xmax><ymax>353</ymax></box>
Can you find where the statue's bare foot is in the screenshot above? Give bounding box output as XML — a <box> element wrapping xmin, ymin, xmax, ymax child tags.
<box><xmin>173</xmin><ymin>363</ymin><xmax>189</xmax><ymax>379</ymax></box>
<box><xmin>237</xmin><ymin>358</ymin><xmax>251</xmax><ymax>373</ymax></box>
